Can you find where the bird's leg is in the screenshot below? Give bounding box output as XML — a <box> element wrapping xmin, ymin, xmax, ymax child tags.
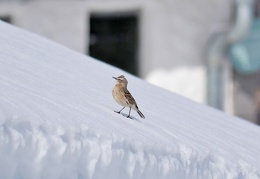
<box><xmin>127</xmin><ymin>107</ymin><xmax>132</xmax><ymax>118</ymax></box>
<box><xmin>114</xmin><ymin>107</ymin><xmax>125</xmax><ymax>114</ymax></box>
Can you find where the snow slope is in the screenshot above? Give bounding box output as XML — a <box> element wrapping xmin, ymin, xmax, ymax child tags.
<box><xmin>0</xmin><ymin>20</ymin><xmax>260</xmax><ymax>179</ymax></box>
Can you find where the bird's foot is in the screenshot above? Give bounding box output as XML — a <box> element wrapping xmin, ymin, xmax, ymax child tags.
<box><xmin>126</xmin><ymin>115</ymin><xmax>133</xmax><ymax>119</ymax></box>
<box><xmin>114</xmin><ymin>111</ymin><xmax>120</xmax><ymax>114</ymax></box>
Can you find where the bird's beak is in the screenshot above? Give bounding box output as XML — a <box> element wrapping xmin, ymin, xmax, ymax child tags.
<box><xmin>112</xmin><ymin>77</ymin><xmax>117</xmax><ymax>80</ymax></box>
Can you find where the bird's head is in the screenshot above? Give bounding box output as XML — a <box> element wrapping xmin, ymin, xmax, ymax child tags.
<box><xmin>113</xmin><ymin>75</ymin><xmax>128</xmax><ymax>85</ymax></box>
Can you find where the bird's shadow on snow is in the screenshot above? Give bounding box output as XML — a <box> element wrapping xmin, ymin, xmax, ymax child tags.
<box><xmin>114</xmin><ymin>112</ymin><xmax>142</xmax><ymax>123</ymax></box>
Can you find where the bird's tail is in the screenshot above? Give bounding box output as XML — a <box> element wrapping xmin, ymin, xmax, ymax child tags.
<box><xmin>137</xmin><ymin>109</ymin><xmax>145</xmax><ymax>119</ymax></box>
<box><xmin>134</xmin><ymin>105</ymin><xmax>145</xmax><ymax>119</ymax></box>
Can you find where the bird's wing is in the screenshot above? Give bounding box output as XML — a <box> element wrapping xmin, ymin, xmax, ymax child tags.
<box><xmin>121</xmin><ymin>88</ymin><xmax>137</xmax><ymax>106</ymax></box>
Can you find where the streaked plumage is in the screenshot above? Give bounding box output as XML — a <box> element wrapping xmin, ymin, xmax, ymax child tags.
<box><xmin>112</xmin><ymin>75</ymin><xmax>145</xmax><ymax>119</ymax></box>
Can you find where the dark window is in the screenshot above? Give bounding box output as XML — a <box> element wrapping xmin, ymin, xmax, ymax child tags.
<box><xmin>89</xmin><ymin>14</ymin><xmax>139</xmax><ymax>75</ymax></box>
<box><xmin>233</xmin><ymin>72</ymin><xmax>259</xmax><ymax>123</ymax></box>
<box><xmin>255</xmin><ymin>0</ymin><xmax>260</xmax><ymax>17</ymax></box>
<box><xmin>0</xmin><ymin>16</ymin><xmax>11</xmax><ymax>23</ymax></box>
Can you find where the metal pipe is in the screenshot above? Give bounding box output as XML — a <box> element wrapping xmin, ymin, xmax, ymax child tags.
<box><xmin>207</xmin><ymin>0</ymin><xmax>254</xmax><ymax>110</ymax></box>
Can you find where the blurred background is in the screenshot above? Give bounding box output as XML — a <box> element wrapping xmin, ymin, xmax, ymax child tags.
<box><xmin>1</xmin><ymin>0</ymin><xmax>260</xmax><ymax>125</ymax></box>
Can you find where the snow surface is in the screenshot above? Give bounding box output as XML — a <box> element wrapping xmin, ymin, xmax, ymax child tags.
<box><xmin>0</xmin><ymin>20</ymin><xmax>260</xmax><ymax>179</ymax></box>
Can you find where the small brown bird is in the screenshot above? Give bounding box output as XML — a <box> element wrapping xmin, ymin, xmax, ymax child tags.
<box><xmin>112</xmin><ymin>75</ymin><xmax>145</xmax><ymax>119</ymax></box>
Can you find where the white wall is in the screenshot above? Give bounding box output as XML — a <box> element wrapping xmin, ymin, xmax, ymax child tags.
<box><xmin>0</xmin><ymin>1</ymin><xmax>87</xmax><ymax>52</ymax></box>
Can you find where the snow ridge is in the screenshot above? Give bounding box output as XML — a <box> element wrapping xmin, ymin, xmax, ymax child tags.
<box><xmin>1</xmin><ymin>117</ymin><xmax>259</xmax><ymax>179</ymax></box>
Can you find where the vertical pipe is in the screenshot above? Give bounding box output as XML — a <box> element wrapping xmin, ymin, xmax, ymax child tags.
<box><xmin>207</xmin><ymin>0</ymin><xmax>254</xmax><ymax>110</ymax></box>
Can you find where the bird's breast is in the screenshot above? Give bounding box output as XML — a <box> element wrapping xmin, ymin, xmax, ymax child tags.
<box><xmin>112</xmin><ymin>86</ymin><xmax>126</xmax><ymax>105</ymax></box>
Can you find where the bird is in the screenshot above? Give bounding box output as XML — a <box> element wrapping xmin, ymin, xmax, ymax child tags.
<box><xmin>112</xmin><ymin>75</ymin><xmax>145</xmax><ymax>119</ymax></box>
